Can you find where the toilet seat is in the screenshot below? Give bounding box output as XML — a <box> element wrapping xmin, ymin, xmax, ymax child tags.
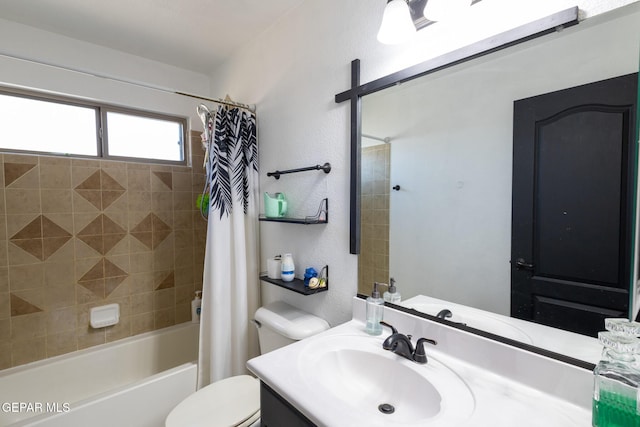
<box><xmin>165</xmin><ymin>375</ymin><xmax>260</xmax><ymax>427</ymax></box>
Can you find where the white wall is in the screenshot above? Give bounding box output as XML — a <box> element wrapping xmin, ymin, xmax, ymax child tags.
<box><xmin>209</xmin><ymin>0</ymin><xmax>640</xmax><ymax>326</ymax></box>
<box><xmin>0</xmin><ymin>18</ymin><xmax>211</xmax><ymax>134</ymax></box>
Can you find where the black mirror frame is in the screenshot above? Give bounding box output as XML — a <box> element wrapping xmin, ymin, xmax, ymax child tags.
<box><xmin>335</xmin><ymin>6</ymin><xmax>580</xmax><ymax>255</ymax></box>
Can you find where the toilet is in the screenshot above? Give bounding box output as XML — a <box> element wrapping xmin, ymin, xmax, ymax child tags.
<box><xmin>165</xmin><ymin>301</ymin><xmax>330</xmax><ymax>427</ymax></box>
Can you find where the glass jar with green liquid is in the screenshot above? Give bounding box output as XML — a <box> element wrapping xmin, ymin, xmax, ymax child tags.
<box><xmin>593</xmin><ymin>318</ymin><xmax>640</xmax><ymax>427</ymax></box>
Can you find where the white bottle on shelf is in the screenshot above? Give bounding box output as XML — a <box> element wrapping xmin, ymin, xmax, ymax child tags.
<box><xmin>280</xmin><ymin>253</ymin><xmax>295</xmax><ymax>282</ymax></box>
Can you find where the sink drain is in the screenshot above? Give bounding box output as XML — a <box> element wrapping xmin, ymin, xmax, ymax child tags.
<box><xmin>378</xmin><ymin>403</ymin><xmax>395</xmax><ymax>414</ymax></box>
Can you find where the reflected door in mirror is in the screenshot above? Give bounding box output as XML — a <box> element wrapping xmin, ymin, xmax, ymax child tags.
<box><xmin>511</xmin><ymin>73</ymin><xmax>638</xmax><ymax>336</ymax></box>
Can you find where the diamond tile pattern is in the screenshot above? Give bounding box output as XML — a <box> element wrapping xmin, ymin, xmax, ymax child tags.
<box><xmin>77</xmin><ymin>214</ymin><xmax>127</xmax><ymax>255</ymax></box>
<box><xmin>74</xmin><ymin>170</ymin><xmax>125</xmax><ymax>210</ymax></box>
<box><xmin>78</xmin><ymin>258</ymin><xmax>129</xmax><ymax>298</ymax></box>
<box><xmin>156</xmin><ymin>271</ymin><xmax>175</xmax><ymax>290</ymax></box>
<box><xmin>10</xmin><ymin>215</ymin><xmax>72</xmax><ymax>260</ymax></box>
<box><xmin>131</xmin><ymin>213</ymin><xmax>171</xmax><ymax>249</ymax></box>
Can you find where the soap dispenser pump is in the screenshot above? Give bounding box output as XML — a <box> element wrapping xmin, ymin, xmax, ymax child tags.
<box><xmin>365</xmin><ymin>282</ymin><xmax>384</xmax><ymax>335</ymax></box>
<box><xmin>383</xmin><ymin>277</ymin><xmax>401</xmax><ymax>303</ymax></box>
<box><xmin>592</xmin><ymin>318</ymin><xmax>640</xmax><ymax>426</ymax></box>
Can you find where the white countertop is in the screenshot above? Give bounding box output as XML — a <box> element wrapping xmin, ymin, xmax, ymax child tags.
<box><xmin>248</xmin><ymin>300</ymin><xmax>592</xmax><ymax>427</ymax></box>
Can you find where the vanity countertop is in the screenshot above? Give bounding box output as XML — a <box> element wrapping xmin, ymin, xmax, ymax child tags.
<box><xmin>248</xmin><ymin>303</ymin><xmax>592</xmax><ymax>427</ymax></box>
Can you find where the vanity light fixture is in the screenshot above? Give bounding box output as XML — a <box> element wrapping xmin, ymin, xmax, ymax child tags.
<box><xmin>377</xmin><ymin>0</ymin><xmax>480</xmax><ymax>45</ymax></box>
<box><xmin>377</xmin><ymin>0</ymin><xmax>417</xmax><ymax>44</ymax></box>
<box><xmin>423</xmin><ymin>0</ymin><xmax>471</xmax><ymax>22</ymax></box>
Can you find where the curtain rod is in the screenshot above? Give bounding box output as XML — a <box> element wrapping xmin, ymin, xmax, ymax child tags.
<box><xmin>0</xmin><ymin>51</ymin><xmax>256</xmax><ymax>113</ymax></box>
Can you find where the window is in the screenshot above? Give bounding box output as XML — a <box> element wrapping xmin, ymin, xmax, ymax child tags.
<box><xmin>0</xmin><ymin>88</ymin><xmax>187</xmax><ymax>164</ymax></box>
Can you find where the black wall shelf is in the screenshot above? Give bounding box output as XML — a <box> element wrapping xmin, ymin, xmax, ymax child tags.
<box><xmin>259</xmin><ymin>275</ymin><xmax>328</xmax><ymax>295</ymax></box>
<box><xmin>259</xmin><ymin>198</ymin><xmax>328</xmax><ymax>224</ymax></box>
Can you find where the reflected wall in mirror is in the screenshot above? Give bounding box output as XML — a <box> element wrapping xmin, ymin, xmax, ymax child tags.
<box><xmin>358</xmin><ymin>4</ymin><xmax>640</xmax><ymax>365</ymax></box>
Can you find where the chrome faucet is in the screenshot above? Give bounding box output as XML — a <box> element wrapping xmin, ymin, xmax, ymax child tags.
<box><xmin>380</xmin><ymin>321</ymin><xmax>437</xmax><ymax>364</ymax></box>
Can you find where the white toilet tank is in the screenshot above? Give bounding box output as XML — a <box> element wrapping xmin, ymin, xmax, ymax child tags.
<box><xmin>254</xmin><ymin>301</ymin><xmax>330</xmax><ymax>354</ymax></box>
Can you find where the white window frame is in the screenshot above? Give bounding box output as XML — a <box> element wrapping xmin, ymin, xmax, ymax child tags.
<box><xmin>0</xmin><ymin>86</ymin><xmax>188</xmax><ymax>166</ymax></box>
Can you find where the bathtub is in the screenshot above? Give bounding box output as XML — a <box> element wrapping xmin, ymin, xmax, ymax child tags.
<box><xmin>0</xmin><ymin>322</ymin><xmax>199</xmax><ymax>427</ymax></box>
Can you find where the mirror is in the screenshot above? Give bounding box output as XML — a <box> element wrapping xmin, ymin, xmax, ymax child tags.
<box><xmin>357</xmin><ymin>4</ymin><xmax>639</xmax><ymax>365</ymax></box>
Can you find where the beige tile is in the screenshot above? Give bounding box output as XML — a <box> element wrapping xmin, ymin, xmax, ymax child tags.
<box><xmin>153</xmin><ymin>237</ymin><xmax>175</xmax><ymax>271</ymax></box>
<box><xmin>39</xmin><ymin>155</ymin><xmax>71</xmax><ymax>167</ymax></box>
<box><xmin>41</xmin><ymin>189</ymin><xmax>73</xmax><ymax>213</ymax></box>
<box><xmin>9</xmin><ymin>263</ymin><xmax>44</xmax><ymax>291</ymax></box>
<box><xmin>129</xmin><ymin>273</ymin><xmax>155</xmax><ymax>294</ymax></box>
<box><xmin>173</xmin><ymin>191</ymin><xmax>192</xmax><ymax>211</ymax></box>
<box><xmin>0</xmin><ymin>342</ymin><xmax>11</xmax><ymax>369</ymax></box>
<box><xmin>174</xmin><ymin>210</ymin><xmax>193</xmax><ymax>230</ymax></box>
<box><xmin>44</xmin><ymin>262</ymin><xmax>74</xmax><ymax>287</ymax></box>
<box><xmin>128</xmin><ymin>192</ymin><xmax>152</xmax><ymax>212</ymax></box>
<box><xmin>131</xmin><ymin>292</ymin><xmax>154</xmax><ymax>314</ymax></box>
<box><xmin>175</xmin><ymin>303</ymin><xmax>191</xmax><ymax>324</ymax></box>
<box><xmin>0</xmin><ymin>217</ymin><xmax>6</xmax><ymax>241</ymax></box>
<box><xmin>44</xmin><ymin>284</ymin><xmax>76</xmax><ymax>310</ymax></box>
<box><xmin>11</xmin><ymin>312</ymin><xmax>46</xmax><ymax>340</ymax></box>
<box><xmin>175</xmin><ymin>284</ymin><xmax>195</xmax><ymax>305</ymax></box>
<box><xmin>77</xmin><ymin>325</ymin><xmax>105</xmax><ymax>350</ymax></box>
<box><xmin>154</xmin><ymin>288</ymin><xmax>174</xmax><ymax>310</ymax></box>
<box><xmin>40</xmin><ymin>164</ymin><xmax>71</xmax><ymax>189</ymax></box>
<box><xmin>127</xmin><ymin>162</ymin><xmax>151</xmax><ymax>171</ymax></box>
<box><xmin>46</xmin><ymin>330</ymin><xmax>77</xmax><ymax>357</ymax></box>
<box><xmin>173</xmin><ymin>172</ymin><xmax>192</xmax><ymax>191</ymax></box>
<box><xmin>130</xmin><ymin>252</ymin><xmax>153</xmax><ymax>274</ymax></box>
<box><xmin>154</xmin><ymin>307</ymin><xmax>175</xmax><ymax>330</ymax></box>
<box><xmin>174</xmin><ymin>245</ymin><xmax>193</xmax><ymax>271</ymax></box>
<box><xmin>152</xmin><ymin>192</ymin><xmax>173</xmax><ymax>212</ymax></box>
<box><xmin>131</xmin><ymin>312</ymin><xmax>154</xmax><ymax>335</ymax></box>
<box><xmin>76</xmin><ymin>284</ymin><xmax>103</xmax><ymax>305</ymax></box>
<box><xmin>0</xmin><ymin>268</ymin><xmax>7</xmax><ymax>293</ymax></box>
<box><xmin>127</xmin><ymin>169</ymin><xmax>151</xmax><ymax>191</ymax></box>
<box><xmin>0</xmin><ymin>317</ymin><xmax>9</xmax><ymax>339</ymax></box>
<box><xmin>0</xmin><ymin>293</ymin><xmax>8</xmax><ymax>319</ymax></box>
<box><xmin>175</xmin><ymin>267</ymin><xmax>194</xmax><ymax>287</ymax></box>
<box><xmin>106</xmin><ymin>316</ymin><xmax>131</xmax><ymax>343</ymax></box>
<box><xmin>5</xmin><ymin>189</ymin><xmax>41</xmax><ymax>214</ymax></box>
<box><xmin>12</xmin><ymin>337</ymin><xmax>46</xmax><ymax>366</ymax></box>
<box><xmin>46</xmin><ymin>306</ymin><xmax>77</xmax><ymax>333</ymax></box>
<box><xmin>174</xmin><ymin>229</ymin><xmax>193</xmax><ymax>250</ymax></box>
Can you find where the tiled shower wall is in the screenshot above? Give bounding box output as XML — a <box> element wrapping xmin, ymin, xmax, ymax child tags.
<box><xmin>358</xmin><ymin>144</ymin><xmax>390</xmax><ymax>296</ymax></box>
<box><xmin>0</xmin><ymin>131</ymin><xmax>207</xmax><ymax>369</ymax></box>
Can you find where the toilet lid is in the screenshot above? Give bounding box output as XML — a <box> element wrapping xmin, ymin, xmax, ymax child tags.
<box><xmin>166</xmin><ymin>375</ymin><xmax>260</xmax><ymax>427</ymax></box>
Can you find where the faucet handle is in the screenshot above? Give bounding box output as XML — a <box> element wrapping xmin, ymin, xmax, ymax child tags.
<box><xmin>413</xmin><ymin>338</ymin><xmax>438</xmax><ymax>364</ymax></box>
<box><xmin>379</xmin><ymin>321</ymin><xmax>398</xmax><ymax>334</ymax></box>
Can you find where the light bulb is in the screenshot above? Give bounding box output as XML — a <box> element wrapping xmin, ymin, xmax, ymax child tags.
<box><xmin>423</xmin><ymin>0</ymin><xmax>471</xmax><ymax>22</ymax></box>
<box><xmin>377</xmin><ymin>0</ymin><xmax>417</xmax><ymax>45</ymax></box>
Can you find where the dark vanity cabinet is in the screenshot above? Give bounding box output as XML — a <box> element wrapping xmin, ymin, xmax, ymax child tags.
<box><xmin>260</xmin><ymin>382</ymin><xmax>316</xmax><ymax>427</ymax></box>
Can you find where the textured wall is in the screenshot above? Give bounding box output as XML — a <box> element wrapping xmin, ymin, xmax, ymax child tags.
<box><xmin>0</xmin><ymin>132</ymin><xmax>206</xmax><ymax>369</ymax></box>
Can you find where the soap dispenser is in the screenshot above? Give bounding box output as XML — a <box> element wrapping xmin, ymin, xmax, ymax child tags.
<box><xmin>191</xmin><ymin>291</ymin><xmax>202</xmax><ymax>323</ymax></box>
<box><xmin>383</xmin><ymin>277</ymin><xmax>401</xmax><ymax>303</ymax></box>
<box><xmin>593</xmin><ymin>318</ymin><xmax>640</xmax><ymax>427</ymax></box>
<box><xmin>365</xmin><ymin>282</ymin><xmax>384</xmax><ymax>335</ymax></box>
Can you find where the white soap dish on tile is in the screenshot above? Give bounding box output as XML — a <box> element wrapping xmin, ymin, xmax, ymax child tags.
<box><xmin>90</xmin><ymin>304</ymin><xmax>120</xmax><ymax>328</ymax></box>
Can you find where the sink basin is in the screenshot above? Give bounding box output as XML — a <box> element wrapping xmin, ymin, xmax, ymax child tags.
<box><xmin>405</xmin><ymin>302</ymin><xmax>533</xmax><ymax>344</ymax></box>
<box><xmin>298</xmin><ymin>335</ymin><xmax>475</xmax><ymax>426</ymax></box>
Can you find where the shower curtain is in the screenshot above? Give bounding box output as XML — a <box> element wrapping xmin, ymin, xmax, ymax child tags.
<box><xmin>197</xmin><ymin>105</ymin><xmax>260</xmax><ymax>388</ymax></box>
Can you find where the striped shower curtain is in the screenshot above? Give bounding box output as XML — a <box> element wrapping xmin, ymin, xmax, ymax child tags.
<box><xmin>197</xmin><ymin>105</ymin><xmax>260</xmax><ymax>387</ymax></box>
